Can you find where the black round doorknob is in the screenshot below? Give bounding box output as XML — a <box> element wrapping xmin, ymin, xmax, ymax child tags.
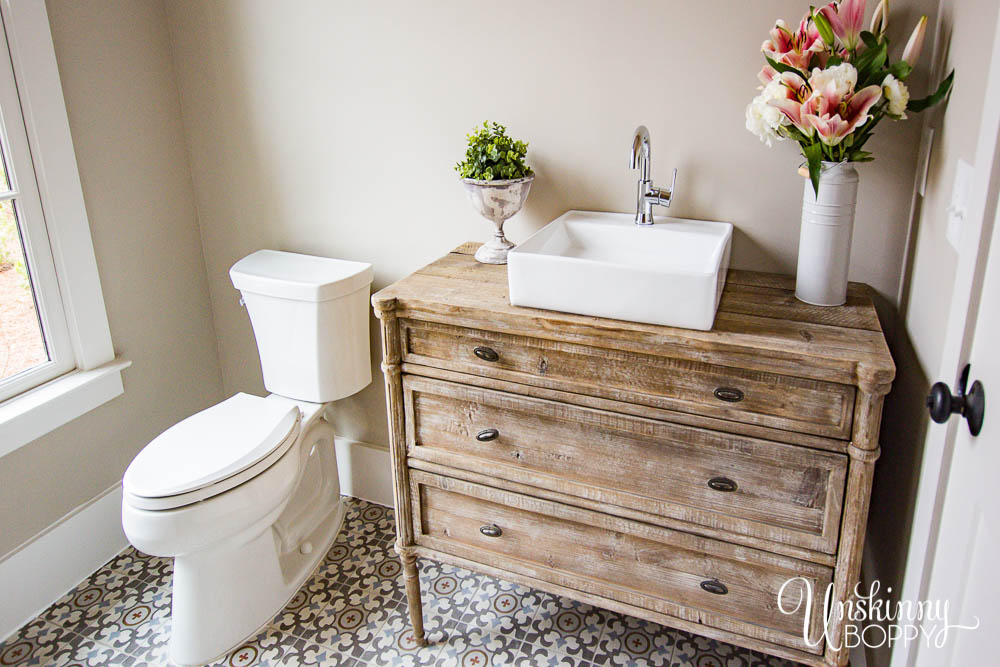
<box><xmin>926</xmin><ymin>364</ymin><xmax>986</xmax><ymax>437</ymax></box>
<box><xmin>926</xmin><ymin>382</ymin><xmax>958</xmax><ymax>423</ymax></box>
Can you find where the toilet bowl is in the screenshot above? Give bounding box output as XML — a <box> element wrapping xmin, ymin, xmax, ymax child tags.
<box><xmin>121</xmin><ymin>250</ymin><xmax>373</xmax><ymax>666</ymax></box>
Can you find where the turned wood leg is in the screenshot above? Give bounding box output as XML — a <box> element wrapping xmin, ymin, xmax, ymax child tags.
<box><xmin>397</xmin><ymin>546</ymin><xmax>426</xmax><ymax>647</ymax></box>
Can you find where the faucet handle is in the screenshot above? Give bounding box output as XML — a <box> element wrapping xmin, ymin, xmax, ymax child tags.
<box><xmin>650</xmin><ymin>169</ymin><xmax>677</xmax><ymax>209</ymax></box>
<box><xmin>664</xmin><ymin>168</ymin><xmax>677</xmax><ymax>208</ymax></box>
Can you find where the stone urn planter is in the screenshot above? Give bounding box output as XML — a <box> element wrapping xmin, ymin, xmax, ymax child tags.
<box><xmin>462</xmin><ymin>175</ymin><xmax>534</xmax><ymax>264</ymax></box>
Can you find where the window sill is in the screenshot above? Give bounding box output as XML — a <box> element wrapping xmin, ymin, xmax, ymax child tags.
<box><xmin>0</xmin><ymin>358</ymin><xmax>131</xmax><ymax>458</ymax></box>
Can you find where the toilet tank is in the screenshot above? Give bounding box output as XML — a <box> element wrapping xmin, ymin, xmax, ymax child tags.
<box><xmin>230</xmin><ymin>250</ymin><xmax>374</xmax><ymax>403</ymax></box>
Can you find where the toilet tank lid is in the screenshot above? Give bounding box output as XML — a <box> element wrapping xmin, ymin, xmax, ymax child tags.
<box><xmin>123</xmin><ymin>393</ymin><xmax>300</xmax><ymax>499</ymax></box>
<box><xmin>230</xmin><ymin>250</ymin><xmax>373</xmax><ymax>302</ymax></box>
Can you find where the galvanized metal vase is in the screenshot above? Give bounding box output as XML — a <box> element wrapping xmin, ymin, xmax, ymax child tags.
<box><xmin>462</xmin><ymin>175</ymin><xmax>534</xmax><ymax>264</ymax></box>
<box><xmin>795</xmin><ymin>161</ymin><xmax>859</xmax><ymax>307</ymax></box>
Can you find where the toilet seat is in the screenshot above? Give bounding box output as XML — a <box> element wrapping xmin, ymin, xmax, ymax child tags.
<box><xmin>123</xmin><ymin>393</ymin><xmax>301</xmax><ymax>511</ymax></box>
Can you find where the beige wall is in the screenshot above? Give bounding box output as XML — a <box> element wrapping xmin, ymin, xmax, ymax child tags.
<box><xmin>163</xmin><ymin>0</ymin><xmax>937</xmax><ymax>450</ymax></box>
<box><xmin>0</xmin><ymin>0</ymin><xmax>224</xmax><ymax>555</ymax></box>
<box><xmin>902</xmin><ymin>0</ymin><xmax>998</xmax><ymax>371</ymax></box>
<box><xmin>870</xmin><ymin>0</ymin><xmax>999</xmax><ymax>637</ymax></box>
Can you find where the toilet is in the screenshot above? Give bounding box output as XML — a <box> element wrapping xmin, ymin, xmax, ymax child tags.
<box><xmin>121</xmin><ymin>249</ymin><xmax>373</xmax><ymax>666</ymax></box>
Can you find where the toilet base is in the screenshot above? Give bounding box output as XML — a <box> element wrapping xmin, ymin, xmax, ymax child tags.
<box><xmin>167</xmin><ymin>498</ymin><xmax>345</xmax><ymax>666</ymax></box>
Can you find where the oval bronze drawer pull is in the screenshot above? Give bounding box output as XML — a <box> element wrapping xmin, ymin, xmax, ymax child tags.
<box><xmin>474</xmin><ymin>346</ymin><xmax>500</xmax><ymax>362</ymax></box>
<box><xmin>700</xmin><ymin>579</ymin><xmax>728</xmax><ymax>595</ymax></box>
<box><xmin>476</xmin><ymin>428</ymin><xmax>500</xmax><ymax>442</ymax></box>
<box><xmin>707</xmin><ymin>476</ymin><xmax>738</xmax><ymax>492</ymax></box>
<box><xmin>714</xmin><ymin>387</ymin><xmax>744</xmax><ymax>403</ymax></box>
<box><xmin>479</xmin><ymin>524</ymin><xmax>502</xmax><ymax>538</ymax></box>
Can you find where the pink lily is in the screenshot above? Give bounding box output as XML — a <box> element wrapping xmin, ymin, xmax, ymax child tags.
<box><xmin>762</xmin><ymin>13</ymin><xmax>827</xmax><ymax>71</ymax></box>
<box><xmin>804</xmin><ymin>85</ymin><xmax>882</xmax><ymax>145</ymax></box>
<box><xmin>819</xmin><ymin>0</ymin><xmax>867</xmax><ymax>51</ymax></box>
<box><xmin>758</xmin><ymin>64</ymin><xmax>779</xmax><ymax>85</ymax></box>
<box><xmin>767</xmin><ymin>71</ymin><xmax>815</xmax><ymax>136</ymax></box>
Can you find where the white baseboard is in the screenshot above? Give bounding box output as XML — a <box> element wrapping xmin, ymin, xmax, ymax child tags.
<box><xmin>0</xmin><ymin>483</ymin><xmax>128</xmax><ymax>642</ymax></box>
<box><xmin>335</xmin><ymin>436</ymin><xmax>392</xmax><ymax>507</ymax></box>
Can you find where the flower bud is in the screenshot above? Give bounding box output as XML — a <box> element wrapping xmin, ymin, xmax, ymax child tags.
<box><xmin>903</xmin><ymin>16</ymin><xmax>928</xmax><ymax>65</ymax></box>
<box><xmin>870</xmin><ymin>0</ymin><xmax>888</xmax><ymax>36</ymax></box>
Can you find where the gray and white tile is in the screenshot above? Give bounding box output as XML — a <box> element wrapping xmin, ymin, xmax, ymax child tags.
<box><xmin>670</xmin><ymin>631</ymin><xmax>767</xmax><ymax>666</ymax></box>
<box><xmin>460</xmin><ymin>577</ymin><xmax>544</xmax><ymax>642</ymax></box>
<box><xmin>594</xmin><ymin>611</ymin><xmax>678</xmax><ymax>666</ymax></box>
<box><xmin>434</xmin><ymin>621</ymin><xmax>522</xmax><ymax>666</ymax></box>
<box><xmin>1</xmin><ymin>496</ymin><xmax>807</xmax><ymax>667</ymax></box>
<box><xmin>0</xmin><ymin>618</ymin><xmax>136</xmax><ymax>666</ymax></box>
<box><xmin>360</xmin><ymin>601</ymin><xmax>453</xmax><ymax>666</ymax></box>
<box><xmin>524</xmin><ymin>593</ymin><xmax>608</xmax><ymax>664</ymax></box>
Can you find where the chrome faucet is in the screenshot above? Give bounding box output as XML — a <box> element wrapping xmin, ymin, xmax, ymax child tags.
<box><xmin>628</xmin><ymin>125</ymin><xmax>677</xmax><ymax>225</ymax></box>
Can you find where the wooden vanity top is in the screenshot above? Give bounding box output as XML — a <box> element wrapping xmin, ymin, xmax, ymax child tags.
<box><xmin>372</xmin><ymin>243</ymin><xmax>895</xmax><ymax>393</ymax></box>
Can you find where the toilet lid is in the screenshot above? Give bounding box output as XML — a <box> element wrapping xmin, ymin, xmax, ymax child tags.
<box><xmin>123</xmin><ymin>393</ymin><xmax>300</xmax><ymax>500</ymax></box>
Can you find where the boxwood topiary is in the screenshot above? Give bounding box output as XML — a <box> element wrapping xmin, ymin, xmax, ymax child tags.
<box><xmin>455</xmin><ymin>121</ymin><xmax>533</xmax><ymax>181</ymax></box>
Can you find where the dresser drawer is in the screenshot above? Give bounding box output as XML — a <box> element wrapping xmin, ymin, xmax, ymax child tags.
<box><xmin>401</xmin><ymin>319</ymin><xmax>855</xmax><ymax>439</ymax></box>
<box><xmin>404</xmin><ymin>376</ymin><xmax>847</xmax><ymax>555</ymax></box>
<box><xmin>410</xmin><ymin>470</ymin><xmax>830</xmax><ymax>654</ymax></box>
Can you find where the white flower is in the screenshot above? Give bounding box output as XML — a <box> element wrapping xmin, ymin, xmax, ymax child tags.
<box><xmin>883</xmin><ymin>73</ymin><xmax>910</xmax><ymax>119</ymax></box>
<box><xmin>808</xmin><ymin>63</ymin><xmax>858</xmax><ymax>100</ymax></box>
<box><xmin>746</xmin><ymin>79</ymin><xmax>790</xmax><ymax>147</ymax></box>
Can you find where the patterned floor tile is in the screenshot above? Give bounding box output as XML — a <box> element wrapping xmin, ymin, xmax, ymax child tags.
<box><xmin>73</xmin><ymin>579</ymin><xmax>172</xmax><ymax>656</ymax></box>
<box><xmin>434</xmin><ymin>621</ymin><xmax>523</xmax><ymax>666</ymax></box>
<box><xmin>0</xmin><ymin>618</ymin><xmax>136</xmax><ymax>666</ymax></box>
<box><xmin>669</xmin><ymin>631</ymin><xmax>761</xmax><ymax>666</ymax></box>
<box><xmin>105</xmin><ymin>547</ymin><xmax>173</xmax><ymax>587</ymax></box>
<box><xmin>514</xmin><ymin>641</ymin><xmax>595</xmax><ymax>666</ymax></box>
<box><xmin>360</xmin><ymin>602</ymin><xmax>453</xmax><ymax>666</ymax></box>
<box><xmin>745</xmin><ymin>651</ymin><xmax>805</xmax><ymax>667</ymax></box>
<box><xmin>1</xmin><ymin>619</ymin><xmax>77</xmax><ymax>666</ymax></box>
<box><xmin>319</xmin><ymin>535</ymin><xmax>384</xmax><ymax>589</ymax></box>
<box><xmin>40</xmin><ymin>569</ymin><xmax>147</xmax><ymax>635</ymax></box>
<box><xmin>271</xmin><ymin>571</ymin><xmax>345</xmax><ymax>637</ymax></box>
<box><xmin>291</xmin><ymin>583</ymin><xmax>393</xmax><ymax>659</ymax></box>
<box><xmin>124</xmin><ymin>615</ymin><xmax>171</xmax><ymax>664</ymax></box>
<box><xmin>342</xmin><ymin>498</ymin><xmax>395</xmax><ymax>543</ymax></box>
<box><xmin>460</xmin><ymin>577</ymin><xmax>545</xmax><ymax>642</ymax></box>
<box><xmin>594</xmin><ymin>611</ymin><xmax>678</xmax><ymax>666</ymax></box>
<box><xmin>2</xmin><ymin>496</ymin><xmax>804</xmax><ymax>667</ymax></box>
<box><xmin>352</xmin><ymin>539</ymin><xmax>405</xmax><ymax>604</ymax></box>
<box><xmin>323</xmin><ymin>532</ymin><xmax>403</xmax><ymax>601</ymax></box>
<box><xmin>419</xmin><ymin>560</ymin><xmax>489</xmax><ymax>623</ymax></box>
<box><xmin>208</xmin><ymin>626</ymin><xmax>358</xmax><ymax>666</ymax></box>
<box><xmin>524</xmin><ymin>593</ymin><xmax>608</xmax><ymax>664</ymax></box>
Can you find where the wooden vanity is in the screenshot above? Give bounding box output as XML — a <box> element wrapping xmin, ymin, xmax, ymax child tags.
<box><xmin>373</xmin><ymin>243</ymin><xmax>894</xmax><ymax>667</ymax></box>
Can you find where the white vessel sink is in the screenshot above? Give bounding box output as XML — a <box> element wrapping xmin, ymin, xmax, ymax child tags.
<box><xmin>507</xmin><ymin>210</ymin><xmax>733</xmax><ymax>330</ymax></box>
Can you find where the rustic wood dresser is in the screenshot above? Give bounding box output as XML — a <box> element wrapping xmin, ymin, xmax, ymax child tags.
<box><xmin>372</xmin><ymin>243</ymin><xmax>894</xmax><ymax>667</ymax></box>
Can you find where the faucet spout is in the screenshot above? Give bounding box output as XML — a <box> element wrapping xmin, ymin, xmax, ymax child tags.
<box><xmin>629</xmin><ymin>125</ymin><xmax>651</xmax><ymax>182</ymax></box>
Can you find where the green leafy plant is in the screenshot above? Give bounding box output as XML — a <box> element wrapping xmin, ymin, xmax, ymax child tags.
<box><xmin>455</xmin><ymin>121</ymin><xmax>533</xmax><ymax>181</ymax></box>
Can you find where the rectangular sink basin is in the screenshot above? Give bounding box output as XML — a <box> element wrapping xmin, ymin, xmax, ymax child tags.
<box><xmin>507</xmin><ymin>210</ymin><xmax>733</xmax><ymax>330</ymax></box>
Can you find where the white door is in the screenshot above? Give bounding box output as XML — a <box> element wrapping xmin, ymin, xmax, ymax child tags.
<box><xmin>914</xmin><ymin>208</ymin><xmax>998</xmax><ymax>665</ymax></box>
<box><xmin>893</xmin><ymin>7</ymin><xmax>1000</xmax><ymax>666</ymax></box>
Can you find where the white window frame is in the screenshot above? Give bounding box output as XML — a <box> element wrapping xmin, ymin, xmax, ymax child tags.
<box><xmin>0</xmin><ymin>0</ymin><xmax>128</xmax><ymax>457</ymax></box>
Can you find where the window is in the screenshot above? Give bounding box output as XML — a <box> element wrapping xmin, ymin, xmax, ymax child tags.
<box><xmin>0</xmin><ymin>1</ymin><xmax>128</xmax><ymax>455</ymax></box>
<box><xmin>0</xmin><ymin>28</ymin><xmax>73</xmax><ymax>400</ymax></box>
